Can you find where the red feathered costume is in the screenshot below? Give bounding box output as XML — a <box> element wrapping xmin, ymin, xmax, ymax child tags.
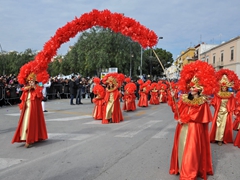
<box><xmin>149</xmin><ymin>82</ymin><xmax>159</xmax><ymax>105</ymax></box>
<box><xmin>138</xmin><ymin>80</ymin><xmax>149</xmax><ymax>107</ymax></box>
<box><xmin>92</xmin><ymin>77</ymin><xmax>106</xmax><ymax>120</ymax></box>
<box><xmin>123</xmin><ymin>77</ymin><xmax>137</xmax><ymax>111</ymax></box>
<box><xmin>12</xmin><ymin>70</ymin><xmax>48</xmax><ymax>147</ymax></box>
<box><xmin>159</xmin><ymin>83</ymin><xmax>167</xmax><ymax>103</ymax></box>
<box><xmin>102</xmin><ymin>73</ymin><xmax>124</xmax><ymax>124</ymax></box>
<box><xmin>209</xmin><ymin>69</ymin><xmax>239</xmax><ymax>145</ymax></box>
<box><xmin>234</xmin><ymin>91</ymin><xmax>240</xmax><ymax>147</ymax></box>
<box><xmin>169</xmin><ymin>60</ymin><xmax>217</xmax><ymax>180</ymax></box>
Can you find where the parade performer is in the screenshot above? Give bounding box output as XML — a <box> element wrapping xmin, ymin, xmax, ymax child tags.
<box><xmin>102</xmin><ymin>73</ymin><xmax>124</xmax><ymax>124</ymax></box>
<box><xmin>209</xmin><ymin>69</ymin><xmax>239</xmax><ymax>146</ymax></box>
<box><xmin>233</xmin><ymin>85</ymin><xmax>240</xmax><ymax>131</ymax></box>
<box><xmin>92</xmin><ymin>77</ymin><xmax>105</xmax><ymax>120</ymax></box>
<box><xmin>122</xmin><ymin>77</ymin><xmax>137</xmax><ymax>111</ymax></box>
<box><xmin>233</xmin><ymin>88</ymin><xmax>240</xmax><ymax>148</ymax></box>
<box><xmin>12</xmin><ymin>70</ymin><xmax>48</xmax><ymax>148</ymax></box>
<box><xmin>149</xmin><ymin>82</ymin><xmax>160</xmax><ymax>105</ymax></box>
<box><xmin>138</xmin><ymin>79</ymin><xmax>149</xmax><ymax>107</ymax></box>
<box><xmin>168</xmin><ymin>60</ymin><xmax>217</xmax><ymax>180</ymax></box>
<box><xmin>158</xmin><ymin>83</ymin><xmax>167</xmax><ymax>103</ymax></box>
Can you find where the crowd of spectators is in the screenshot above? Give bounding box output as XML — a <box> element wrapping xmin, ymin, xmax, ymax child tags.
<box><xmin>0</xmin><ymin>74</ymin><xmax>94</xmax><ymax>107</ymax></box>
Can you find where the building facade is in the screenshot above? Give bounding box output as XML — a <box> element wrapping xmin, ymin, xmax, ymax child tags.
<box><xmin>200</xmin><ymin>36</ymin><xmax>240</xmax><ymax>77</ymax></box>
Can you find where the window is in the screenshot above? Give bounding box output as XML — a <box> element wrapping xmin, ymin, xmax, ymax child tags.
<box><xmin>213</xmin><ymin>55</ymin><xmax>215</xmax><ymax>64</ymax></box>
<box><xmin>206</xmin><ymin>56</ymin><xmax>209</xmax><ymax>63</ymax></box>
<box><xmin>230</xmin><ymin>47</ymin><xmax>234</xmax><ymax>61</ymax></box>
<box><xmin>221</xmin><ymin>51</ymin><xmax>224</xmax><ymax>62</ymax></box>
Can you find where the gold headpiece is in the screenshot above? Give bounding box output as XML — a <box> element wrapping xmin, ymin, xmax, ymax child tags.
<box><xmin>106</xmin><ymin>76</ymin><xmax>118</xmax><ymax>85</ymax></box>
<box><xmin>189</xmin><ymin>76</ymin><xmax>203</xmax><ymax>90</ymax></box>
<box><xmin>26</xmin><ymin>72</ymin><xmax>36</xmax><ymax>82</ymax></box>
<box><xmin>219</xmin><ymin>74</ymin><xmax>234</xmax><ymax>87</ymax></box>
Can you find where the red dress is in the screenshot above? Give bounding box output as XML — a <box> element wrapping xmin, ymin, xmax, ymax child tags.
<box><xmin>149</xmin><ymin>90</ymin><xmax>159</xmax><ymax>105</ymax></box>
<box><xmin>169</xmin><ymin>94</ymin><xmax>213</xmax><ymax>180</ymax></box>
<box><xmin>209</xmin><ymin>92</ymin><xmax>235</xmax><ymax>144</ymax></box>
<box><xmin>122</xmin><ymin>93</ymin><xmax>136</xmax><ymax>111</ymax></box>
<box><xmin>102</xmin><ymin>89</ymin><xmax>123</xmax><ymax>124</ymax></box>
<box><xmin>138</xmin><ymin>87</ymin><xmax>148</xmax><ymax>107</ymax></box>
<box><xmin>233</xmin><ymin>91</ymin><xmax>240</xmax><ymax>130</ymax></box>
<box><xmin>233</xmin><ymin>91</ymin><xmax>240</xmax><ymax>148</ymax></box>
<box><xmin>159</xmin><ymin>90</ymin><xmax>167</xmax><ymax>103</ymax></box>
<box><xmin>92</xmin><ymin>97</ymin><xmax>105</xmax><ymax>120</ymax></box>
<box><xmin>12</xmin><ymin>86</ymin><xmax>48</xmax><ymax>145</ymax></box>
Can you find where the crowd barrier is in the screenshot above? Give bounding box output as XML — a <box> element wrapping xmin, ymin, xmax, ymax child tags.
<box><xmin>0</xmin><ymin>84</ymin><xmax>71</xmax><ymax>106</ymax></box>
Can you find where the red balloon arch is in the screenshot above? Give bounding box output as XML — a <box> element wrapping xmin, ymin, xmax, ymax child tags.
<box><xmin>18</xmin><ymin>9</ymin><xmax>158</xmax><ymax>84</ymax></box>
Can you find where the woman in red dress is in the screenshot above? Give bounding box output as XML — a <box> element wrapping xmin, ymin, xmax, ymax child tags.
<box><xmin>234</xmin><ymin>89</ymin><xmax>240</xmax><ymax>148</ymax></box>
<box><xmin>169</xmin><ymin>60</ymin><xmax>217</xmax><ymax>180</ymax></box>
<box><xmin>102</xmin><ymin>73</ymin><xmax>124</xmax><ymax>124</ymax></box>
<box><xmin>149</xmin><ymin>82</ymin><xmax>159</xmax><ymax>105</ymax></box>
<box><xmin>122</xmin><ymin>77</ymin><xmax>137</xmax><ymax>111</ymax></box>
<box><xmin>209</xmin><ymin>69</ymin><xmax>239</xmax><ymax>146</ymax></box>
<box><xmin>137</xmin><ymin>80</ymin><xmax>149</xmax><ymax>107</ymax></box>
<box><xmin>158</xmin><ymin>83</ymin><xmax>167</xmax><ymax>103</ymax></box>
<box><xmin>92</xmin><ymin>77</ymin><xmax>105</xmax><ymax>120</ymax></box>
<box><xmin>12</xmin><ymin>72</ymin><xmax>48</xmax><ymax>148</ymax></box>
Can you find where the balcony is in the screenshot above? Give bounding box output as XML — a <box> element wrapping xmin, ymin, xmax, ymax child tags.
<box><xmin>216</xmin><ymin>61</ymin><xmax>224</xmax><ymax>67</ymax></box>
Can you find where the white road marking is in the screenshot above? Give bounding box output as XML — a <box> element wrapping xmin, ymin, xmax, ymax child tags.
<box><xmin>5</xmin><ymin>113</ymin><xmax>20</xmax><ymax>116</ymax></box>
<box><xmin>84</xmin><ymin>120</ymin><xmax>102</xmax><ymax>124</ymax></box>
<box><xmin>115</xmin><ymin>120</ymin><xmax>162</xmax><ymax>138</ymax></box>
<box><xmin>6</xmin><ymin>112</ymin><xmax>54</xmax><ymax>116</ymax></box>
<box><xmin>0</xmin><ymin>158</ymin><xmax>26</xmax><ymax>170</ymax></box>
<box><xmin>48</xmin><ymin>133</ymin><xmax>93</xmax><ymax>140</ymax></box>
<box><xmin>152</xmin><ymin>121</ymin><xmax>177</xmax><ymax>138</ymax></box>
<box><xmin>46</xmin><ymin>115</ymin><xmax>92</xmax><ymax>121</ymax></box>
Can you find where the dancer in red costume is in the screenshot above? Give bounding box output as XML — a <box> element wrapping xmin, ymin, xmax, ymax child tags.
<box><xmin>92</xmin><ymin>77</ymin><xmax>106</xmax><ymax>120</ymax></box>
<box><xmin>209</xmin><ymin>69</ymin><xmax>239</xmax><ymax>146</ymax></box>
<box><xmin>168</xmin><ymin>60</ymin><xmax>217</xmax><ymax>180</ymax></box>
<box><xmin>137</xmin><ymin>79</ymin><xmax>149</xmax><ymax>107</ymax></box>
<box><xmin>233</xmin><ymin>88</ymin><xmax>240</xmax><ymax>148</ymax></box>
<box><xmin>158</xmin><ymin>83</ymin><xmax>167</xmax><ymax>103</ymax></box>
<box><xmin>12</xmin><ymin>72</ymin><xmax>48</xmax><ymax>148</ymax></box>
<box><xmin>102</xmin><ymin>73</ymin><xmax>124</xmax><ymax>124</ymax></box>
<box><xmin>149</xmin><ymin>82</ymin><xmax>159</xmax><ymax>105</ymax></box>
<box><xmin>122</xmin><ymin>77</ymin><xmax>137</xmax><ymax>111</ymax></box>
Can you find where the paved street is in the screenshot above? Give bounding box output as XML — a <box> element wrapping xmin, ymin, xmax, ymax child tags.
<box><xmin>0</xmin><ymin>98</ymin><xmax>240</xmax><ymax>180</ymax></box>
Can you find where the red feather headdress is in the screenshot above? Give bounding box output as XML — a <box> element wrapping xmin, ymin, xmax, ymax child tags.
<box><xmin>178</xmin><ymin>60</ymin><xmax>218</xmax><ymax>95</ymax></box>
<box><xmin>216</xmin><ymin>69</ymin><xmax>239</xmax><ymax>90</ymax></box>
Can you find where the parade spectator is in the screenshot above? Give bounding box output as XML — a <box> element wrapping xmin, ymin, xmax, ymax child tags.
<box><xmin>41</xmin><ymin>78</ymin><xmax>51</xmax><ymax>112</ymax></box>
<box><xmin>75</xmin><ymin>75</ymin><xmax>83</xmax><ymax>104</ymax></box>
<box><xmin>69</xmin><ymin>76</ymin><xmax>77</xmax><ymax>105</ymax></box>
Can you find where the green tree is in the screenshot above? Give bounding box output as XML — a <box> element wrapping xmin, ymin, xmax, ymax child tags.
<box><xmin>143</xmin><ymin>48</ymin><xmax>174</xmax><ymax>80</ymax></box>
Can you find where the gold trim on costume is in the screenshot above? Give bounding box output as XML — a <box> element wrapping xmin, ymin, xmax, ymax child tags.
<box><xmin>178</xmin><ymin>123</ymin><xmax>189</xmax><ymax>170</ymax></box>
<box><xmin>106</xmin><ymin>92</ymin><xmax>114</xmax><ymax>119</ymax></box>
<box><xmin>182</xmin><ymin>94</ymin><xmax>207</xmax><ymax>106</ymax></box>
<box><xmin>216</xmin><ymin>91</ymin><xmax>233</xmax><ymax>99</ymax></box>
<box><xmin>20</xmin><ymin>92</ymin><xmax>31</xmax><ymax>140</ymax></box>
<box><xmin>215</xmin><ymin>99</ymin><xmax>228</xmax><ymax>141</ymax></box>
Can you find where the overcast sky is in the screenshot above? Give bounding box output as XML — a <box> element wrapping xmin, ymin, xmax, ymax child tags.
<box><xmin>1</xmin><ymin>0</ymin><xmax>240</xmax><ymax>59</ymax></box>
